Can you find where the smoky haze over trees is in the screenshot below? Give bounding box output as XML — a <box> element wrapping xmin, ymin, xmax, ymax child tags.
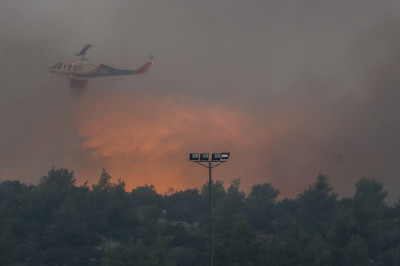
<box><xmin>2</xmin><ymin>1</ymin><xmax>400</xmax><ymax>202</ymax></box>
<box><xmin>0</xmin><ymin>168</ymin><xmax>399</xmax><ymax>265</ymax></box>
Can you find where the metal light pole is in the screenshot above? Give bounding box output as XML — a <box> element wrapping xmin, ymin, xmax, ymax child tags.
<box><xmin>189</xmin><ymin>152</ymin><xmax>230</xmax><ymax>266</ymax></box>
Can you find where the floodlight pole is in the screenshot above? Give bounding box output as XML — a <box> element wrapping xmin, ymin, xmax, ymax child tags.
<box><xmin>191</xmin><ymin>159</ymin><xmax>228</xmax><ymax>266</ymax></box>
<box><xmin>208</xmin><ymin>160</ymin><xmax>212</xmax><ymax>266</ymax></box>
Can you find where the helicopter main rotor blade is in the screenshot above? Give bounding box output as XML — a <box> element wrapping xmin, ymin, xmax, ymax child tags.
<box><xmin>75</xmin><ymin>44</ymin><xmax>93</xmax><ymax>56</ymax></box>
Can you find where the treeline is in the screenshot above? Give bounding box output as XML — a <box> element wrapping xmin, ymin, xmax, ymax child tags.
<box><xmin>0</xmin><ymin>168</ymin><xmax>399</xmax><ymax>265</ymax></box>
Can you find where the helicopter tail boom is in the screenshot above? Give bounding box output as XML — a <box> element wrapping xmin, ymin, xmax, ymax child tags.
<box><xmin>134</xmin><ymin>61</ymin><xmax>153</xmax><ymax>75</ymax></box>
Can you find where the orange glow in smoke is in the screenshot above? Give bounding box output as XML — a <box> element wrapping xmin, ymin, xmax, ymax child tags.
<box><xmin>72</xmin><ymin>91</ymin><xmax>274</xmax><ymax>193</ymax></box>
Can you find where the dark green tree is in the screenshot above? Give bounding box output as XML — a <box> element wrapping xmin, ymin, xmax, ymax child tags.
<box><xmin>92</xmin><ymin>169</ymin><xmax>112</xmax><ymax>191</ymax></box>
<box><xmin>130</xmin><ymin>185</ymin><xmax>162</xmax><ymax>207</ymax></box>
<box><xmin>342</xmin><ymin>235</ymin><xmax>369</xmax><ymax>266</ymax></box>
<box><xmin>247</xmin><ymin>182</ymin><xmax>279</xmax><ymax>232</ymax></box>
<box><xmin>353</xmin><ymin>177</ymin><xmax>389</xmax><ymax>263</ymax></box>
<box><xmin>164</xmin><ymin>188</ymin><xmax>203</xmax><ymax>223</ymax></box>
<box><xmin>297</xmin><ymin>174</ymin><xmax>337</xmax><ymax>235</ymax></box>
<box><xmin>39</xmin><ymin>168</ymin><xmax>76</xmax><ymax>190</ymax></box>
<box><xmin>213</xmin><ymin>179</ymin><xmax>258</xmax><ymax>265</ymax></box>
<box><xmin>353</xmin><ymin>177</ymin><xmax>387</xmax><ymax>225</ymax></box>
<box><xmin>266</xmin><ymin>222</ymin><xmax>310</xmax><ymax>266</ymax></box>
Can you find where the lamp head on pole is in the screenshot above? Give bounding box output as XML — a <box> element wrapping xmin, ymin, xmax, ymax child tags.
<box><xmin>189</xmin><ymin>153</ymin><xmax>199</xmax><ymax>161</ymax></box>
<box><xmin>200</xmin><ymin>153</ymin><xmax>210</xmax><ymax>161</ymax></box>
<box><xmin>221</xmin><ymin>152</ymin><xmax>230</xmax><ymax>161</ymax></box>
<box><xmin>212</xmin><ymin>153</ymin><xmax>221</xmax><ymax>161</ymax></box>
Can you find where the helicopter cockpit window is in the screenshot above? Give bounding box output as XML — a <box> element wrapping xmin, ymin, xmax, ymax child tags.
<box><xmin>51</xmin><ymin>63</ymin><xmax>62</xmax><ymax>69</ymax></box>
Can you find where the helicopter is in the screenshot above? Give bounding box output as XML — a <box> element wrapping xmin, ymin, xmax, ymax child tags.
<box><xmin>49</xmin><ymin>44</ymin><xmax>153</xmax><ymax>88</ymax></box>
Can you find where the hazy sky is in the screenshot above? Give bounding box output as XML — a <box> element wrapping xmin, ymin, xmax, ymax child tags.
<box><xmin>1</xmin><ymin>0</ymin><xmax>400</xmax><ymax>202</ymax></box>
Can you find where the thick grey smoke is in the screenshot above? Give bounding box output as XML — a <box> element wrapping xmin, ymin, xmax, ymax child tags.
<box><xmin>1</xmin><ymin>1</ymin><xmax>400</xmax><ymax>203</ymax></box>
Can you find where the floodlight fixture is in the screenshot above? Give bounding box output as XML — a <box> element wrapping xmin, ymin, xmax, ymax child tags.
<box><xmin>189</xmin><ymin>153</ymin><xmax>199</xmax><ymax>161</ymax></box>
<box><xmin>221</xmin><ymin>152</ymin><xmax>230</xmax><ymax>160</ymax></box>
<box><xmin>212</xmin><ymin>153</ymin><xmax>221</xmax><ymax>161</ymax></box>
<box><xmin>200</xmin><ymin>153</ymin><xmax>209</xmax><ymax>161</ymax></box>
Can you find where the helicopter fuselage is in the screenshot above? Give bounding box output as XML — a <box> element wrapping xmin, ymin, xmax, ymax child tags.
<box><xmin>49</xmin><ymin>45</ymin><xmax>153</xmax><ymax>88</ymax></box>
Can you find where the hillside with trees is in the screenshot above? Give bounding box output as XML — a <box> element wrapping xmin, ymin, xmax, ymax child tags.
<box><xmin>0</xmin><ymin>168</ymin><xmax>399</xmax><ymax>265</ymax></box>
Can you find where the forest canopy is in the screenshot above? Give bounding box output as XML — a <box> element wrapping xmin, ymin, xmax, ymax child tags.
<box><xmin>0</xmin><ymin>168</ymin><xmax>399</xmax><ymax>265</ymax></box>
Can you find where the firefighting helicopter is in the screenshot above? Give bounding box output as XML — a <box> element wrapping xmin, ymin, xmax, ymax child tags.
<box><xmin>49</xmin><ymin>44</ymin><xmax>154</xmax><ymax>88</ymax></box>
